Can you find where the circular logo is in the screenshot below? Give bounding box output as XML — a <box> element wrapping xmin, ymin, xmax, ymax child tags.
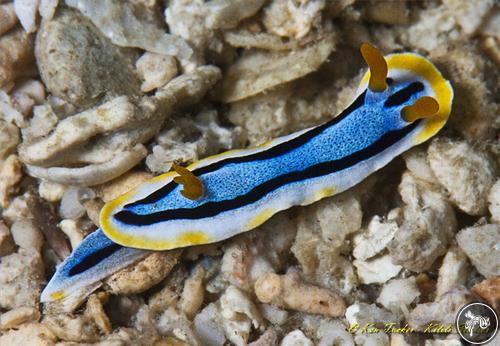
<box><xmin>456</xmin><ymin>302</ymin><xmax>498</xmax><ymax>344</ymax></box>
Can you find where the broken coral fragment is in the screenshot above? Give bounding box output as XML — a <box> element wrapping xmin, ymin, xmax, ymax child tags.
<box><xmin>280</xmin><ymin>330</ymin><xmax>314</xmax><ymax>346</ymax></box>
<box><xmin>220</xmin><ymin>285</ymin><xmax>264</xmax><ymax>346</ymax></box>
<box><xmin>9</xmin><ymin>79</ymin><xmax>46</xmax><ymax>117</ymax></box>
<box><xmin>178</xmin><ymin>265</ymin><xmax>205</xmax><ymax>320</ymax></box>
<box><xmin>20</xmin><ymin>96</ymin><xmax>138</xmax><ymax>165</ymax></box>
<box><xmin>0</xmin><ymin>28</ymin><xmax>34</xmax><ymax>89</ymax></box>
<box><xmin>0</xmin><ymin>249</ymin><xmax>45</xmax><ymax>309</ymax></box>
<box><xmin>312</xmin><ymin>317</ymin><xmax>356</xmax><ymax>345</ymax></box>
<box><xmin>84</xmin><ymin>294</ymin><xmax>112</xmax><ymax>335</ymax></box>
<box><xmin>0</xmin><ymin>155</ymin><xmax>22</xmax><ymax>208</ymax></box>
<box><xmin>346</xmin><ymin>303</ymin><xmax>399</xmax><ymax>327</ymax></box>
<box><xmin>376</xmin><ymin>277</ymin><xmax>421</xmax><ymax>315</ymax></box>
<box><xmin>0</xmin><ymin>307</ymin><xmax>40</xmax><ymax>331</ymax></box>
<box><xmin>22</xmin><ymin>66</ymin><xmax>220</xmax><ymax>186</ymax></box>
<box><xmin>0</xmin><ymin>3</ymin><xmax>18</xmax><ymax>36</ymax></box>
<box><xmin>489</xmin><ymin>179</ymin><xmax>500</xmax><ymax>223</ymax></box>
<box><xmin>14</xmin><ymin>0</ymin><xmax>39</xmax><ymax>33</ymax></box>
<box><xmin>472</xmin><ymin>277</ymin><xmax>500</xmax><ymax>310</ymax></box>
<box><xmin>402</xmin><ymin>146</ymin><xmax>438</xmax><ymax>184</ymax></box>
<box><xmin>249</xmin><ymin>328</ymin><xmax>279</xmax><ymax>346</ymax></box>
<box><xmin>59</xmin><ymin>187</ymin><xmax>95</xmax><ymax>220</ymax></box>
<box><xmin>155</xmin><ymin>306</ymin><xmax>201</xmax><ymax>345</ymax></box>
<box><xmin>38</xmin><ymin>180</ymin><xmax>67</xmax><ymax>203</ymax></box>
<box><xmin>193</xmin><ymin>303</ymin><xmax>226</xmax><ymax>346</ymax></box>
<box><xmin>354</xmin><ymin>254</ymin><xmax>402</xmax><ymax>284</ymax></box>
<box><xmin>389</xmin><ymin>172</ymin><xmax>456</xmax><ymax>272</ymax></box>
<box><xmin>353</xmin><ymin>214</ymin><xmax>398</xmax><ymax>260</ymax></box>
<box><xmin>399</xmin><ymin>4</ymin><xmax>459</xmax><ymax>53</ymax></box>
<box><xmin>431</xmin><ymin>43</ymin><xmax>499</xmax><ymax>140</ymax></box>
<box><xmin>96</xmin><ymin>170</ymin><xmax>152</xmax><ymax>203</ymax></box>
<box><xmin>224</xmin><ymin>27</ymin><xmax>322</xmax><ymax>51</ymax></box>
<box><xmin>146</xmin><ymin>109</ymin><xmax>245</xmax><ymax>173</ymax></box>
<box><xmin>66</xmin><ymin>0</ymin><xmax>192</xmax><ymax>60</ymax></box>
<box><xmin>136</xmin><ymin>52</ymin><xmax>178</xmax><ymax>92</ymax></box>
<box><xmin>262</xmin><ymin>0</ymin><xmax>326</xmax><ymax>39</ymax></box>
<box><xmin>10</xmin><ymin>219</ymin><xmax>44</xmax><ymax>253</ymax></box>
<box><xmin>365</xmin><ymin>0</ymin><xmax>409</xmax><ymax>25</ymax></box>
<box><xmin>38</xmin><ymin>0</ymin><xmax>58</xmax><ymax>21</ymax></box>
<box><xmin>59</xmin><ymin>219</ymin><xmax>85</xmax><ymax>250</ymax></box>
<box><xmin>254</xmin><ymin>271</ymin><xmax>346</xmax><ymax>317</ymax></box>
<box><xmin>292</xmin><ymin>193</ymin><xmax>360</xmax><ymax>294</ymax></box>
<box><xmin>0</xmin><ymin>323</ymin><xmax>56</xmax><ymax>345</ymax></box>
<box><xmin>104</xmin><ymin>250</ymin><xmax>181</xmax><ymax>295</ymax></box>
<box><xmin>25</xmin><ymin>144</ymin><xmax>148</xmax><ymax>186</ymax></box>
<box><xmin>219</xmin><ymin>213</ymin><xmax>296</xmax><ymax>292</ymax></box>
<box><xmin>216</xmin><ymin>31</ymin><xmax>336</xmax><ymax>102</ymax></box>
<box><xmin>36</xmin><ymin>8</ymin><xmax>139</xmax><ymax>107</ymax></box>
<box><xmin>28</xmin><ymin>192</ymin><xmax>71</xmax><ymax>259</ymax></box>
<box><xmin>166</xmin><ymin>0</ymin><xmax>266</xmax><ymax>62</ymax></box>
<box><xmin>408</xmin><ymin>287</ymin><xmax>471</xmax><ymax>330</ymax></box>
<box><xmin>435</xmin><ymin>246</ymin><xmax>468</xmax><ymax>297</ymax></box>
<box><xmin>428</xmin><ymin>138</ymin><xmax>497</xmax><ymax>215</ymax></box>
<box><xmin>43</xmin><ymin>313</ymin><xmax>100</xmax><ymax>342</ymax></box>
<box><xmin>442</xmin><ymin>0</ymin><xmax>495</xmax><ymax>35</ymax></box>
<box><xmin>0</xmin><ymin>120</ymin><xmax>19</xmax><ymax>160</ymax></box>
<box><xmin>0</xmin><ymin>220</ymin><xmax>15</xmax><ymax>257</ymax></box>
<box><xmin>259</xmin><ymin>303</ymin><xmax>289</xmax><ymax>326</ymax></box>
<box><xmin>456</xmin><ymin>224</ymin><xmax>500</xmax><ymax>277</ymax></box>
<box><xmin>205</xmin><ymin>0</ymin><xmax>268</xmax><ymax>30</ymax></box>
<box><xmin>0</xmin><ymin>90</ymin><xmax>26</xmax><ymax>128</ymax></box>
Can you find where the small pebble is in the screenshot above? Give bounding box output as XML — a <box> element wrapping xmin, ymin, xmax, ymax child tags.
<box><xmin>10</xmin><ymin>219</ymin><xmax>44</xmax><ymax>253</ymax></box>
<box><xmin>456</xmin><ymin>224</ymin><xmax>500</xmax><ymax>277</ymax></box>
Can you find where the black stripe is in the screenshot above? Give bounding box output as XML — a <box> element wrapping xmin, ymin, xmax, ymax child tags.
<box><xmin>114</xmin><ymin>120</ymin><xmax>420</xmax><ymax>226</ymax></box>
<box><xmin>69</xmin><ymin>243</ymin><xmax>122</xmax><ymax>276</ymax></box>
<box><xmin>384</xmin><ymin>82</ymin><xmax>424</xmax><ymax>108</ymax></box>
<box><xmin>125</xmin><ymin>91</ymin><xmax>367</xmax><ymax>209</ymax></box>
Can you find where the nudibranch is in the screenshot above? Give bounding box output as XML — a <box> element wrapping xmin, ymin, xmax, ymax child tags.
<box><xmin>41</xmin><ymin>44</ymin><xmax>453</xmax><ymax>302</ymax></box>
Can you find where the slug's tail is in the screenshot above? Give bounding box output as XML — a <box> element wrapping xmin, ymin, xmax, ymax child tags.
<box><xmin>41</xmin><ymin>228</ymin><xmax>148</xmax><ymax>302</ymax></box>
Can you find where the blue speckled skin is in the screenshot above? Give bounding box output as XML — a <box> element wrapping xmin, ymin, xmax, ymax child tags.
<box><xmin>131</xmin><ymin>86</ymin><xmax>416</xmax><ymax>216</ymax></box>
<box><xmin>42</xmin><ymin>48</ymin><xmax>455</xmax><ymax>302</ymax></box>
<box><xmin>104</xmin><ymin>80</ymin><xmax>427</xmax><ymax>246</ymax></box>
<box><xmin>41</xmin><ymin>81</ymin><xmax>426</xmax><ymax>302</ymax></box>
